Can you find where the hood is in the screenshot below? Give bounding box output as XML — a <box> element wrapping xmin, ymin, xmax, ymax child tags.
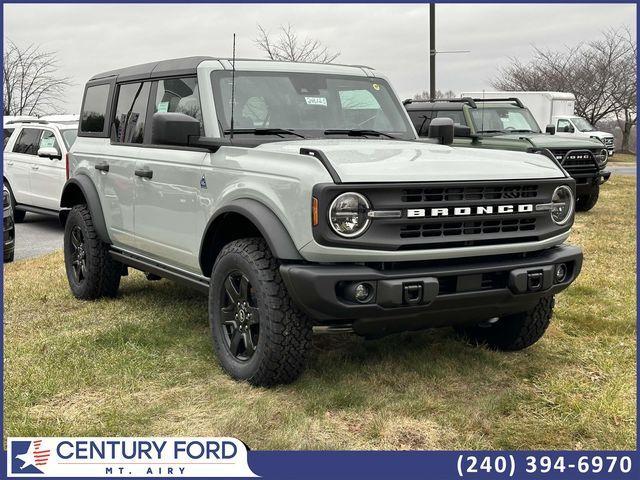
<box><xmin>492</xmin><ymin>132</ymin><xmax>605</xmax><ymax>149</ymax></box>
<box><xmin>586</xmin><ymin>130</ymin><xmax>614</xmax><ymax>139</ymax></box>
<box><xmin>256</xmin><ymin>139</ymin><xmax>565</xmax><ymax>183</ymax></box>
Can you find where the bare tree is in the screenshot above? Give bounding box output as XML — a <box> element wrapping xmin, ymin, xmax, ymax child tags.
<box><xmin>492</xmin><ymin>27</ymin><xmax>636</xmax><ymax>152</ymax></box>
<box><xmin>3</xmin><ymin>40</ymin><xmax>72</xmax><ymax>116</ymax></box>
<box><xmin>256</xmin><ymin>24</ymin><xmax>340</xmax><ymax>64</ymax></box>
<box><xmin>412</xmin><ymin>89</ymin><xmax>457</xmax><ymax>101</ymax></box>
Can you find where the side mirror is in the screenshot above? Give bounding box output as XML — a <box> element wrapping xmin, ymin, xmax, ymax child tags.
<box><xmin>37</xmin><ymin>147</ymin><xmax>61</xmax><ymax>160</ymax></box>
<box><xmin>453</xmin><ymin>124</ymin><xmax>472</xmax><ymax>138</ymax></box>
<box><xmin>546</xmin><ymin>125</ymin><xmax>556</xmax><ymax>135</ymax></box>
<box><xmin>428</xmin><ymin>117</ymin><xmax>454</xmax><ymax>145</ymax></box>
<box><xmin>151</xmin><ymin>112</ymin><xmax>200</xmax><ymax>146</ymax></box>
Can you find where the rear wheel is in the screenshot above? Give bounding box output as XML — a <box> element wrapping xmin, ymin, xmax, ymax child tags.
<box><xmin>209</xmin><ymin>237</ymin><xmax>312</xmax><ymax>386</ymax></box>
<box><xmin>64</xmin><ymin>205</ymin><xmax>121</xmax><ymax>299</ymax></box>
<box><xmin>456</xmin><ymin>296</ymin><xmax>554</xmax><ymax>351</ymax></box>
<box><xmin>576</xmin><ymin>184</ymin><xmax>599</xmax><ymax>212</ymax></box>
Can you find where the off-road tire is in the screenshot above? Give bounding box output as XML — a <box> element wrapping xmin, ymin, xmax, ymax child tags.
<box><xmin>4</xmin><ymin>181</ymin><xmax>25</xmax><ymax>223</ymax></box>
<box><xmin>456</xmin><ymin>296</ymin><xmax>554</xmax><ymax>351</ymax></box>
<box><xmin>64</xmin><ymin>205</ymin><xmax>121</xmax><ymax>300</ymax></box>
<box><xmin>575</xmin><ymin>184</ymin><xmax>599</xmax><ymax>212</ymax></box>
<box><xmin>4</xmin><ymin>246</ymin><xmax>14</xmax><ymax>263</ymax></box>
<box><xmin>209</xmin><ymin>237</ymin><xmax>312</xmax><ymax>386</ymax></box>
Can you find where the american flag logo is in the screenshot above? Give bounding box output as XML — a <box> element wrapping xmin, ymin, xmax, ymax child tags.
<box><xmin>13</xmin><ymin>439</ymin><xmax>50</xmax><ymax>473</ymax></box>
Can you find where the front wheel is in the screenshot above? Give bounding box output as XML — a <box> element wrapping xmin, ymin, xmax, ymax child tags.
<box><xmin>64</xmin><ymin>205</ymin><xmax>122</xmax><ymax>299</ymax></box>
<box><xmin>4</xmin><ymin>182</ymin><xmax>25</xmax><ymax>223</ymax></box>
<box><xmin>576</xmin><ymin>183</ymin><xmax>600</xmax><ymax>212</ymax></box>
<box><xmin>209</xmin><ymin>238</ymin><xmax>312</xmax><ymax>386</ymax></box>
<box><xmin>456</xmin><ymin>296</ymin><xmax>554</xmax><ymax>351</ymax></box>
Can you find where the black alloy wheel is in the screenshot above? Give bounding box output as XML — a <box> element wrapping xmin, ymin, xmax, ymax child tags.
<box><xmin>220</xmin><ymin>271</ymin><xmax>261</xmax><ymax>361</ymax></box>
<box><xmin>69</xmin><ymin>225</ymin><xmax>87</xmax><ymax>283</ymax></box>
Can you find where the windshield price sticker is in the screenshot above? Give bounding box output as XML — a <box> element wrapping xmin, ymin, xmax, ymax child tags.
<box><xmin>305</xmin><ymin>96</ymin><xmax>327</xmax><ymax>106</ymax></box>
<box><xmin>456</xmin><ymin>454</ymin><xmax>634</xmax><ymax>478</ymax></box>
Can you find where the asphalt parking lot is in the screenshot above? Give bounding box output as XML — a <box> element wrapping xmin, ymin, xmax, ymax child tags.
<box><xmin>13</xmin><ymin>213</ymin><xmax>64</xmax><ymax>261</ymax></box>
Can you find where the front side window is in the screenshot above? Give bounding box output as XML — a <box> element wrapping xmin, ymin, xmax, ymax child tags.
<box><xmin>211</xmin><ymin>72</ymin><xmax>414</xmax><ymax>139</ymax></box>
<box><xmin>40</xmin><ymin>130</ymin><xmax>61</xmax><ymax>154</ymax></box>
<box><xmin>557</xmin><ymin>119</ymin><xmax>573</xmax><ymax>133</ymax></box>
<box><xmin>153</xmin><ymin>77</ymin><xmax>202</xmax><ymax>132</ymax></box>
<box><xmin>12</xmin><ymin>128</ymin><xmax>43</xmax><ymax>155</ymax></box>
<box><xmin>571</xmin><ymin>117</ymin><xmax>595</xmax><ymax>132</ymax></box>
<box><xmin>470</xmin><ymin>106</ymin><xmax>541</xmax><ymax>133</ymax></box>
<box><xmin>112</xmin><ymin>82</ymin><xmax>150</xmax><ymax>144</ymax></box>
<box><xmin>80</xmin><ymin>84</ymin><xmax>110</xmax><ymax>133</ymax></box>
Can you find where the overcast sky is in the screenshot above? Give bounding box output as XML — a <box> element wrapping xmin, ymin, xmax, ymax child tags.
<box><xmin>3</xmin><ymin>3</ymin><xmax>636</xmax><ymax>113</ymax></box>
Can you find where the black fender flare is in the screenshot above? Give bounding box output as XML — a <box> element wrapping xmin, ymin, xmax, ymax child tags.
<box><xmin>200</xmin><ymin>199</ymin><xmax>302</xmax><ymax>272</ymax></box>
<box><xmin>60</xmin><ymin>174</ymin><xmax>111</xmax><ymax>244</ymax></box>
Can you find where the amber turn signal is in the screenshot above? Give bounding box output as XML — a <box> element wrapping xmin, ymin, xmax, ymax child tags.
<box><xmin>312</xmin><ymin>197</ymin><xmax>319</xmax><ymax>226</ymax></box>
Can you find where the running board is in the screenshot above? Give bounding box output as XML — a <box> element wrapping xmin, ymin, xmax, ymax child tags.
<box><xmin>109</xmin><ymin>249</ymin><xmax>210</xmax><ymax>294</ymax></box>
<box><xmin>15</xmin><ymin>204</ymin><xmax>59</xmax><ymax>217</ymax></box>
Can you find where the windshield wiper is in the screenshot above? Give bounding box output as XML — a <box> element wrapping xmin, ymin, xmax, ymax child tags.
<box><xmin>324</xmin><ymin>129</ymin><xmax>398</xmax><ymax>139</ymax></box>
<box><xmin>508</xmin><ymin>129</ymin><xmax>535</xmax><ymax>133</ymax></box>
<box><xmin>477</xmin><ymin>129</ymin><xmax>505</xmax><ymax>134</ymax></box>
<box><xmin>223</xmin><ymin>128</ymin><xmax>306</xmax><ymax>139</ymax></box>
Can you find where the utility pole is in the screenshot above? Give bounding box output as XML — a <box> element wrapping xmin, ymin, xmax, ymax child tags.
<box><xmin>429</xmin><ymin>3</ymin><xmax>436</xmax><ymax>99</ymax></box>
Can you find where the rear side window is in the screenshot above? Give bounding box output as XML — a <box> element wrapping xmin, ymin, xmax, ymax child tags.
<box><xmin>112</xmin><ymin>82</ymin><xmax>150</xmax><ymax>144</ymax></box>
<box><xmin>12</xmin><ymin>128</ymin><xmax>43</xmax><ymax>155</ymax></box>
<box><xmin>80</xmin><ymin>84</ymin><xmax>111</xmax><ymax>134</ymax></box>
<box><xmin>153</xmin><ymin>77</ymin><xmax>203</xmax><ymax>133</ymax></box>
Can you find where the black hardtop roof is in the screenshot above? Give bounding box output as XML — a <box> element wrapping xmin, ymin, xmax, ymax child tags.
<box><xmin>90</xmin><ymin>56</ymin><xmax>215</xmax><ymax>83</ymax></box>
<box><xmin>89</xmin><ymin>56</ymin><xmax>377</xmax><ymax>84</ymax></box>
<box><xmin>404</xmin><ymin>100</ymin><xmax>467</xmax><ymax>111</ymax></box>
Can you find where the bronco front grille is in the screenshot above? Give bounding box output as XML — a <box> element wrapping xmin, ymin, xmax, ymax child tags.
<box><xmin>550</xmin><ymin>149</ymin><xmax>601</xmax><ymax>175</ymax></box>
<box><xmin>400</xmin><ymin>218</ymin><xmax>537</xmax><ymax>239</ymax></box>
<box><xmin>401</xmin><ymin>184</ymin><xmax>539</xmax><ymax>203</ymax></box>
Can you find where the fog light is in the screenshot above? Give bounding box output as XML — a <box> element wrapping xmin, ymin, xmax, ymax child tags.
<box><xmin>554</xmin><ymin>263</ymin><xmax>567</xmax><ymax>283</ymax></box>
<box><xmin>343</xmin><ymin>282</ymin><xmax>375</xmax><ymax>304</ymax></box>
<box><xmin>354</xmin><ymin>283</ymin><xmax>372</xmax><ymax>303</ymax></box>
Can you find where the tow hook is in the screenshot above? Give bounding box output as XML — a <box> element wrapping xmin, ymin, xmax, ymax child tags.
<box><xmin>403</xmin><ymin>283</ymin><xmax>423</xmax><ymax>305</ymax></box>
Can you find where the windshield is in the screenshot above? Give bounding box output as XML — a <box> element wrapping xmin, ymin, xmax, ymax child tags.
<box><xmin>571</xmin><ymin>117</ymin><xmax>596</xmax><ymax>132</ymax></box>
<box><xmin>61</xmin><ymin>129</ymin><xmax>78</xmax><ymax>149</ymax></box>
<box><xmin>469</xmin><ymin>106</ymin><xmax>541</xmax><ymax>134</ymax></box>
<box><xmin>211</xmin><ymin>71</ymin><xmax>415</xmax><ymax>139</ymax></box>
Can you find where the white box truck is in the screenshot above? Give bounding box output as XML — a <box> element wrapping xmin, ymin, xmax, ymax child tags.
<box><xmin>461</xmin><ymin>91</ymin><xmax>615</xmax><ymax>155</ymax></box>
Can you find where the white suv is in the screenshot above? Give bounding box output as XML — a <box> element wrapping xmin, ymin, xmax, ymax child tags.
<box><xmin>3</xmin><ymin>119</ymin><xmax>78</xmax><ymax>222</ymax></box>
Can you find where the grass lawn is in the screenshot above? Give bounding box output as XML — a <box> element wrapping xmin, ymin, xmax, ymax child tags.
<box><xmin>611</xmin><ymin>153</ymin><xmax>636</xmax><ymax>164</ymax></box>
<box><xmin>3</xmin><ymin>176</ymin><xmax>637</xmax><ymax>450</ymax></box>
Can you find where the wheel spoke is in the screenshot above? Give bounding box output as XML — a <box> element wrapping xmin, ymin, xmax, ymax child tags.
<box><xmin>224</xmin><ymin>277</ymin><xmax>240</xmax><ymax>303</ymax></box>
<box><xmin>229</xmin><ymin>330</ymin><xmax>242</xmax><ymax>356</ymax></box>
<box><xmin>71</xmin><ymin>229</ymin><xmax>82</xmax><ymax>249</ymax></box>
<box><xmin>243</xmin><ymin>332</ymin><xmax>256</xmax><ymax>354</ymax></box>
<box><xmin>239</xmin><ymin>275</ymin><xmax>249</xmax><ymax>301</ymax></box>
<box><xmin>221</xmin><ymin>307</ymin><xmax>238</xmax><ymax>328</ymax></box>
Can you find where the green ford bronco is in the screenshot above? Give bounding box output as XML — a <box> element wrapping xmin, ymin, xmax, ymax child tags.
<box><xmin>405</xmin><ymin>97</ymin><xmax>611</xmax><ymax>212</ymax></box>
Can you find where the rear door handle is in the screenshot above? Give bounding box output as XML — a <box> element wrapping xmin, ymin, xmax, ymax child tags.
<box><xmin>31</xmin><ymin>165</ymin><xmax>39</xmax><ymax>170</ymax></box>
<box><xmin>6</xmin><ymin>161</ymin><xmax>14</xmax><ymax>166</ymax></box>
<box><xmin>95</xmin><ymin>162</ymin><xmax>110</xmax><ymax>173</ymax></box>
<box><xmin>135</xmin><ymin>168</ymin><xmax>153</xmax><ymax>179</ymax></box>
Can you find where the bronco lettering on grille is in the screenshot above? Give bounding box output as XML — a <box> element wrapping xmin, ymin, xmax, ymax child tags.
<box><xmin>407</xmin><ymin>204</ymin><xmax>534</xmax><ymax>218</ymax></box>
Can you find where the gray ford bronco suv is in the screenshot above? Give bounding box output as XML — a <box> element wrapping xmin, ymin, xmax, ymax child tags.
<box><xmin>62</xmin><ymin>57</ymin><xmax>583</xmax><ymax>386</ymax></box>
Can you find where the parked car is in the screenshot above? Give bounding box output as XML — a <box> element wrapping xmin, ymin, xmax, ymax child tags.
<box><xmin>3</xmin><ymin>119</ymin><xmax>78</xmax><ymax>222</ymax></box>
<box><xmin>3</xmin><ymin>185</ymin><xmax>15</xmax><ymax>263</ymax></box>
<box><xmin>405</xmin><ymin>97</ymin><xmax>610</xmax><ymax>211</ymax></box>
<box><xmin>62</xmin><ymin>57</ymin><xmax>583</xmax><ymax>386</ymax></box>
<box><xmin>461</xmin><ymin>91</ymin><xmax>615</xmax><ymax>156</ymax></box>
<box><xmin>3</xmin><ymin>116</ymin><xmax>38</xmax><ymax>148</ymax></box>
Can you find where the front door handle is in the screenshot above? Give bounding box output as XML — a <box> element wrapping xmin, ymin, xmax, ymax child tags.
<box><xmin>31</xmin><ymin>165</ymin><xmax>39</xmax><ymax>170</ymax></box>
<box><xmin>95</xmin><ymin>162</ymin><xmax>110</xmax><ymax>173</ymax></box>
<box><xmin>6</xmin><ymin>161</ymin><xmax>14</xmax><ymax>166</ymax></box>
<box><xmin>135</xmin><ymin>168</ymin><xmax>153</xmax><ymax>179</ymax></box>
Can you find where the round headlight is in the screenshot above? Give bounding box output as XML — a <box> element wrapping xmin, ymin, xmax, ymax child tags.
<box><xmin>595</xmin><ymin>148</ymin><xmax>608</xmax><ymax>167</ymax></box>
<box><xmin>328</xmin><ymin>192</ymin><xmax>371</xmax><ymax>237</ymax></box>
<box><xmin>550</xmin><ymin>186</ymin><xmax>574</xmax><ymax>225</ymax></box>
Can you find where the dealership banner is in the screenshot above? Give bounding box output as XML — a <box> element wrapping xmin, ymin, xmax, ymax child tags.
<box><xmin>7</xmin><ymin>437</ymin><xmax>257</xmax><ymax>477</ymax></box>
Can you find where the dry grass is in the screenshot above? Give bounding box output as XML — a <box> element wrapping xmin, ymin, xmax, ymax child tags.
<box><xmin>611</xmin><ymin>153</ymin><xmax>636</xmax><ymax>163</ymax></box>
<box><xmin>3</xmin><ymin>176</ymin><xmax>636</xmax><ymax>450</ymax></box>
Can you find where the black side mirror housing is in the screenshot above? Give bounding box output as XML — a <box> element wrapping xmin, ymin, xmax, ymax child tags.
<box><xmin>151</xmin><ymin>112</ymin><xmax>200</xmax><ymax>146</ymax></box>
<box><xmin>546</xmin><ymin>125</ymin><xmax>556</xmax><ymax>135</ymax></box>
<box><xmin>428</xmin><ymin>117</ymin><xmax>455</xmax><ymax>145</ymax></box>
<box><xmin>453</xmin><ymin>124</ymin><xmax>472</xmax><ymax>138</ymax></box>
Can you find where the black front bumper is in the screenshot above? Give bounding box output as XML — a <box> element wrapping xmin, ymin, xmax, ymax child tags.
<box><xmin>572</xmin><ymin>170</ymin><xmax>610</xmax><ymax>194</ymax></box>
<box><xmin>280</xmin><ymin>245</ymin><xmax>582</xmax><ymax>336</ymax></box>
